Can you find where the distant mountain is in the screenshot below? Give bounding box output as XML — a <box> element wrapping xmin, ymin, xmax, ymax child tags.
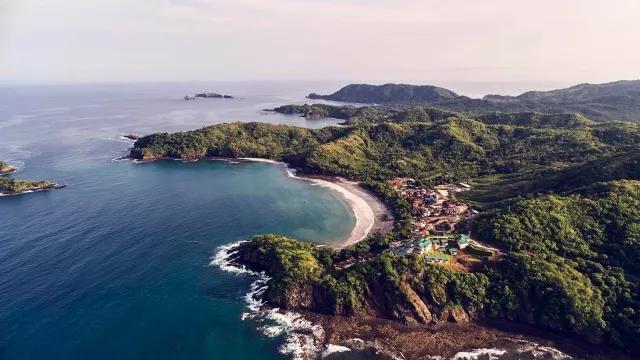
<box><xmin>492</xmin><ymin>80</ymin><xmax>640</xmax><ymax>103</ymax></box>
<box><xmin>309</xmin><ymin>80</ymin><xmax>640</xmax><ymax>122</ymax></box>
<box><xmin>308</xmin><ymin>83</ymin><xmax>459</xmax><ymax>103</ymax></box>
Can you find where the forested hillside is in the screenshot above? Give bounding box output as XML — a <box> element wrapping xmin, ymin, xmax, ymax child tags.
<box><xmin>306</xmin><ymin>80</ymin><xmax>640</xmax><ymax>122</ymax></box>
<box><xmin>130</xmin><ymin>117</ymin><xmax>640</xmax><ymax>184</ymax></box>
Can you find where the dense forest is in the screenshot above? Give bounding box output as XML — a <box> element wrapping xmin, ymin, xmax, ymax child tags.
<box><xmin>130</xmin><ymin>114</ymin><xmax>640</xmax><ymax>188</ymax></box>
<box><xmin>131</xmin><ymin>110</ymin><xmax>640</xmax><ymax>354</ymax></box>
<box><xmin>232</xmin><ymin>180</ymin><xmax>640</xmax><ymax>353</ymax></box>
<box><xmin>307</xmin><ymin>80</ymin><xmax>640</xmax><ymax>122</ymax></box>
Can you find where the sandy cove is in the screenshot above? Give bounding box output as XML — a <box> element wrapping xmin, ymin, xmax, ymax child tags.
<box><xmin>306</xmin><ymin>176</ymin><xmax>394</xmax><ymax>249</ymax></box>
<box><xmin>238</xmin><ymin>158</ymin><xmax>394</xmax><ymax>248</ymax></box>
<box><xmin>124</xmin><ymin>155</ymin><xmax>393</xmax><ymax>247</ymax></box>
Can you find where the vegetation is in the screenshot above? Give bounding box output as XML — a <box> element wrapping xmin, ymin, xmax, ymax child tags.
<box><xmin>130</xmin><ymin>117</ymin><xmax>640</xmax><ymax>185</ymax></box>
<box><xmin>235</xmin><ymin>235</ymin><xmax>489</xmax><ymax>321</ymax></box>
<box><xmin>269</xmin><ymin>103</ymin><xmax>458</xmax><ymax>125</ymax></box>
<box><xmin>235</xmin><ymin>182</ymin><xmax>640</xmax><ymax>352</ymax></box>
<box><xmin>308</xmin><ymin>83</ymin><xmax>459</xmax><ymax>103</ymax></box>
<box><xmin>476</xmin><ymin>181</ymin><xmax>640</xmax><ymax>347</ymax></box>
<box><xmin>307</xmin><ymin>80</ymin><xmax>640</xmax><ymax>122</ymax></box>
<box><xmin>0</xmin><ymin>178</ymin><xmax>53</xmax><ymax>194</ymax></box>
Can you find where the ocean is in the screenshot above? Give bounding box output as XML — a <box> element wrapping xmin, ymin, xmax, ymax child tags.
<box><xmin>0</xmin><ymin>81</ymin><xmax>356</xmax><ymax>360</ymax></box>
<box><xmin>0</xmin><ymin>81</ymin><xmax>573</xmax><ymax>360</ymax></box>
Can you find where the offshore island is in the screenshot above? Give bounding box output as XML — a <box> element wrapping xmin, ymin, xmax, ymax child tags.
<box><xmin>0</xmin><ymin>161</ymin><xmax>17</xmax><ymax>174</ymax></box>
<box><xmin>0</xmin><ymin>160</ymin><xmax>65</xmax><ymax>197</ymax></box>
<box><xmin>127</xmin><ymin>80</ymin><xmax>640</xmax><ymax>359</ymax></box>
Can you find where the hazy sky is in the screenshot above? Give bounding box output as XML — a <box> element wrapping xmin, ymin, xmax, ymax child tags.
<box><xmin>2</xmin><ymin>0</ymin><xmax>639</xmax><ymax>85</ymax></box>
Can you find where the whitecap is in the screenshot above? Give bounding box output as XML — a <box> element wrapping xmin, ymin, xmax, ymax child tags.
<box><xmin>211</xmin><ymin>241</ymin><xmax>327</xmax><ymax>360</ymax></box>
<box><xmin>321</xmin><ymin>344</ymin><xmax>351</xmax><ymax>358</ymax></box>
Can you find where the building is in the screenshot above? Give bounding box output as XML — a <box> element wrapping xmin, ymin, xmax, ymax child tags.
<box><xmin>392</xmin><ymin>246</ymin><xmax>415</xmax><ymax>256</ymax></box>
<box><xmin>456</xmin><ymin>234</ymin><xmax>469</xmax><ymax>249</ymax></box>
<box><xmin>418</xmin><ymin>238</ymin><xmax>433</xmax><ymax>254</ymax></box>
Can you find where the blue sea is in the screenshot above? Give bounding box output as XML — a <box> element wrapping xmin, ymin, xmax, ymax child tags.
<box><xmin>0</xmin><ymin>82</ymin><xmax>358</xmax><ymax>360</ymax></box>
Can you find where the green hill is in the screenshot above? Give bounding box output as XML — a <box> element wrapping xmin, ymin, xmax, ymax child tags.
<box><xmin>307</xmin><ymin>80</ymin><xmax>640</xmax><ymax>122</ymax></box>
<box><xmin>308</xmin><ymin>83</ymin><xmax>459</xmax><ymax>103</ymax></box>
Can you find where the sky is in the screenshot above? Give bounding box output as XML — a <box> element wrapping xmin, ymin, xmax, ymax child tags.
<box><xmin>1</xmin><ymin>0</ymin><xmax>640</xmax><ymax>86</ymax></box>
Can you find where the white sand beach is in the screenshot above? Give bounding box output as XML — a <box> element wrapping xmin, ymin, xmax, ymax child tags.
<box><xmin>308</xmin><ymin>177</ymin><xmax>393</xmax><ymax>249</ymax></box>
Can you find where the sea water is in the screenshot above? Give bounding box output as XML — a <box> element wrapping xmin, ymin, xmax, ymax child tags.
<box><xmin>0</xmin><ymin>82</ymin><xmax>354</xmax><ymax>360</ymax></box>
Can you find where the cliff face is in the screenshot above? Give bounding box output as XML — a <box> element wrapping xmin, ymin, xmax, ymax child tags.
<box><xmin>231</xmin><ymin>235</ymin><xmax>480</xmax><ymax>327</ymax></box>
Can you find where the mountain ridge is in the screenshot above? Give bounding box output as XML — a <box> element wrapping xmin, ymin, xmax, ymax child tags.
<box><xmin>308</xmin><ymin>80</ymin><xmax>640</xmax><ymax>122</ymax></box>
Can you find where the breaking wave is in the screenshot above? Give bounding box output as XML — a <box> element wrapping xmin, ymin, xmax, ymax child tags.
<box><xmin>211</xmin><ymin>241</ymin><xmax>334</xmax><ymax>360</ymax></box>
<box><xmin>450</xmin><ymin>339</ymin><xmax>572</xmax><ymax>360</ymax></box>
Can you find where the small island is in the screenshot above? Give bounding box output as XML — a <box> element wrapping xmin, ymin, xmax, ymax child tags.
<box><xmin>0</xmin><ymin>161</ymin><xmax>16</xmax><ymax>174</ymax></box>
<box><xmin>184</xmin><ymin>93</ymin><xmax>234</xmax><ymax>101</ymax></box>
<box><xmin>0</xmin><ymin>177</ymin><xmax>65</xmax><ymax>197</ymax></box>
<box><xmin>0</xmin><ymin>160</ymin><xmax>65</xmax><ymax>197</ymax></box>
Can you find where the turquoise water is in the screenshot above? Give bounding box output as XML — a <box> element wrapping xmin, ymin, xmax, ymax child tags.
<box><xmin>0</xmin><ymin>82</ymin><xmax>354</xmax><ymax>359</ymax></box>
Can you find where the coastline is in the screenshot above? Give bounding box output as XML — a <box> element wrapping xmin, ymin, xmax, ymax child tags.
<box><xmin>238</xmin><ymin>158</ymin><xmax>393</xmax><ymax>248</ymax></box>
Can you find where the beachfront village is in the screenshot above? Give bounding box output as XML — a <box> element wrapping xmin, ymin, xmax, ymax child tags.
<box><xmin>387</xmin><ymin>178</ymin><xmax>500</xmax><ymax>271</ymax></box>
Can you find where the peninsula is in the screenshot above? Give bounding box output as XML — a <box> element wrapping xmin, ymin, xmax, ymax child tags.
<box><xmin>130</xmin><ymin>100</ymin><xmax>640</xmax><ymax>358</ymax></box>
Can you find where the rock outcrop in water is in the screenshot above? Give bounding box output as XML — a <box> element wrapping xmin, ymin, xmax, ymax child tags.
<box><xmin>0</xmin><ymin>161</ymin><xmax>16</xmax><ymax>174</ymax></box>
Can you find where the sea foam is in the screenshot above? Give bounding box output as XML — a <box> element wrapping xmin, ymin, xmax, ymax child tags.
<box><xmin>452</xmin><ymin>348</ymin><xmax>506</xmax><ymax>360</ymax></box>
<box><xmin>211</xmin><ymin>241</ymin><xmax>328</xmax><ymax>360</ymax></box>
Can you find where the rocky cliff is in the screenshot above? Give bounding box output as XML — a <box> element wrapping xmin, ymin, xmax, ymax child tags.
<box><xmin>229</xmin><ymin>235</ymin><xmax>482</xmax><ymax>327</ymax></box>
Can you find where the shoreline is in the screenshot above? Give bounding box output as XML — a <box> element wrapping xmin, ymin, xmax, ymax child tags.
<box><xmin>0</xmin><ymin>183</ymin><xmax>66</xmax><ymax>197</ymax></box>
<box><xmin>125</xmin><ymin>155</ymin><xmax>394</xmax><ymax>248</ymax></box>
<box><xmin>238</xmin><ymin>158</ymin><xmax>394</xmax><ymax>248</ymax></box>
